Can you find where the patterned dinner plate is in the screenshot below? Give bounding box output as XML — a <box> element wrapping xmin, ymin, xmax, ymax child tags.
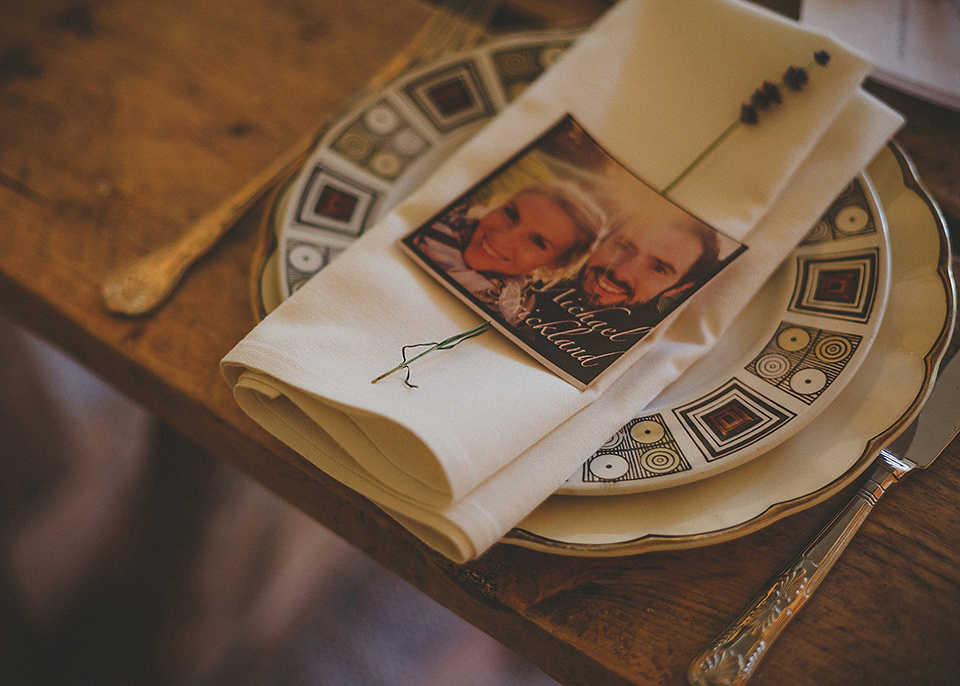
<box><xmin>558</xmin><ymin>175</ymin><xmax>888</xmax><ymax>494</ymax></box>
<box><xmin>253</xmin><ymin>28</ymin><xmax>891</xmax><ymax>496</ymax></box>
<box><xmin>504</xmin><ymin>143</ymin><xmax>954</xmax><ymax>555</ymax></box>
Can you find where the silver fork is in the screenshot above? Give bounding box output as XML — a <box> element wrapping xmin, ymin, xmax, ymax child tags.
<box><xmin>100</xmin><ymin>0</ymin><xmax>501</xmax><ymax>317</ymax></box>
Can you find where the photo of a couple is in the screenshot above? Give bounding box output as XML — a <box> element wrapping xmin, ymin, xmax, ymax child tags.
<box><xmin>401</xmin><ymin>116</ymin><xmax>745</xmax><ymax>387</ymax></box>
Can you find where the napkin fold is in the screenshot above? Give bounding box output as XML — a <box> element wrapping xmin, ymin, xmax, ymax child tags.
<box><xmin>222</xmin><ymin>0</ymin><xmax>904</xmax><ymax>561</ymax></box>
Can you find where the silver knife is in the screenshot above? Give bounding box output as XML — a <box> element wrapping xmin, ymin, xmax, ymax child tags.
<box><xmin>688</xmin><ymin>350</ymin><xmax>960</xmax><ymax>686</ymax></box>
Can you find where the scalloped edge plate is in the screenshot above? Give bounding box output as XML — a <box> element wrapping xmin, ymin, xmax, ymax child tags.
<box><xmin>503</xmin><ymin>143</ymin><xmax>955</xmax><ymax>556</ymax></box>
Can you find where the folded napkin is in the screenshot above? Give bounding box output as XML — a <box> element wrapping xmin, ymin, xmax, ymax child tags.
<box><xmin>222</xmin><ymin>0</ymin><xmax>904</xmax><ymax>561</ymax></box>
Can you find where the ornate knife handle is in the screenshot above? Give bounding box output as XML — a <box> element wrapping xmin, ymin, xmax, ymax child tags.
<box><xmin>688</xmin><ymin>451</ymin><xmax>912</xmax><ymax>686</ymax></box>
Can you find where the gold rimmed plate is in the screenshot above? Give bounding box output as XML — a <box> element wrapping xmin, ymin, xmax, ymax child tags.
<box><xmin>504</xmin><ymin>143</ymin><xmax>954</xmax><ymax>555</ymax></box>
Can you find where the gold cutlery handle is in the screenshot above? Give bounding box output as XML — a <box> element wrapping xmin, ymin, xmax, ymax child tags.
<box><xmin>687</xmin><ymin>453</ymin><xmax>911</xmax><ymax>686</ymax></box>
<box><xmin>100</xmin><ymin>1</ymin><xmax>501</xmax><ymax>317</ymax></box>
<box><xmin>100</xmin><ymin>136</ymin><xmax>311</xmax><ymax>316</ymax></box>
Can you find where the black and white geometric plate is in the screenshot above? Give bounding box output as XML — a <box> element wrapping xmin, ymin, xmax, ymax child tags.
<box><xmin>256</xmin><ymin>28</ymin><xmax>892</xmax><ymax>497</ymax></box>
<box><xmin>559</xmin><ymin>173</ymin><xmax>888</xmax><ymax>494</ymax></box>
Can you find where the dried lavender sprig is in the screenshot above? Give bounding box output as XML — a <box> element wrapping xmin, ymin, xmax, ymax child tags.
<box><xmin>744</xmin><ymin>51</ymin><xmax>831</xmax><ymax>123</ymax></box>
<box><xmin>661</xmin><ymin>118</ymin><xmax>743</xmax><ymax>196</ymax></box>
<box><xmin>662</xmin><ymin>50</ymin><xmax>830</xmax><ymax>197</ymax></box>
<box><xmin>783</xmin><ymin>65</ymin><xmax>809</xmax><ymax>91</ymax></box>
<box><xmin>749</xmin><ymin>80</ymin><xmax>783</xmax><ymax>111</ymax></box>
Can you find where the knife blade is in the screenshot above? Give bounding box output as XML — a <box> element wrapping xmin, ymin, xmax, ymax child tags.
<box><xmin>884</xmin><ymin>351</ymin><xmax>960</xmax><ymax>469</ymax></box>
<box><xmin>688</xmin><ymin>351</ymin><xmax>960</xmax><ymax>686</ymax></box>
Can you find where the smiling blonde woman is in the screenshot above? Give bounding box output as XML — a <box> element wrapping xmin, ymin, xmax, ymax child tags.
<box><xmin>412</xmin><ymin>181</ymin><xmax>606</xmax><ymax>324</ymax></box>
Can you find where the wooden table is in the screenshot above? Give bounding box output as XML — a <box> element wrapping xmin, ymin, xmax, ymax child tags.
<box><xmin>2</xmin><ymin>1</ymin><xmax>959</xmax><ymax>684</ymax></box>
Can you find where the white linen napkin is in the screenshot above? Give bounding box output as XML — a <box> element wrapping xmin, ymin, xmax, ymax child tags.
<box><xmin>222</xmin><ymin>0</ymin><xmax>904</xmax><ymax>560</ymax></box>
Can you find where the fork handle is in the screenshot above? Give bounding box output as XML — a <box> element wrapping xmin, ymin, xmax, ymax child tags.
<box><xmin>100</xmin><ymin>132</ymin><xmax>313</xmax><ymax>316</ymax></box>
<box><xmin>687</xmin><ymin>453</ymin><xmax>911</xmax><ymax>686</ymax></box>
<box><xmin>101</xmin><ymin>2</ymin><xmax>500</xmax><ymax>317</ymax></box>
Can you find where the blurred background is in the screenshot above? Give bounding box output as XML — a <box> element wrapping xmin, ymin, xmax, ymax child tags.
<box><xmin>0</xmin><ymin>314</ymin><xmax>560</xmax><ymax>685</ymax></box>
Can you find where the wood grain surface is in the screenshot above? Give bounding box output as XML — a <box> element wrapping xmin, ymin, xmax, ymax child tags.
<box><xmin>2</xmin><ymin>1</ymin><xmax>958</xmax><ymax>684</ymax></box>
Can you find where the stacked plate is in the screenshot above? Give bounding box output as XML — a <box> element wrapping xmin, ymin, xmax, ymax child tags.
<box><xmin>252</xmin><ymin>29</ymin><xmax>955</xmax><ymax>556</ymax></box>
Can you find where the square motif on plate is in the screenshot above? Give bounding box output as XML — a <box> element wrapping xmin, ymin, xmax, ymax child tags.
<box><xmin>789</xmin><ymin>249</ymin><xmax>879</xmax><ymax>323</ymax></box>
<box><xmin>674</xmin><ymin>380</ymin><xmax>795</xmax><ymax>461</ymax></box>
<box><xmin>745</xmin><ymin>322</ymin><xmax>862</xmax><ymax>405</ymax></box>
<box><xmin>294</xmin><ymin>165</ymin><xmax>379</xmax><ymax>237</ymax></box>
<box><xmin>801</xmin><ymin>179</ymin><xmax>876</xmax><ymax>245</ymax></box>
<box><xmin>491</xmin><ymin>41</ymin><xmax>572</xmax><ymax>101</ymax></box>
<box><xmin>331</xmin><ymin>100</ymin><xmax>431</xmax><ymax>181</ymax></box>
<box><xmin>285</xmin><ymin>240</ymin><xmax>345</xmax><ymax>293</ymax></box>
<box><xmin>582</xmin><ymin>415</ymin><xmax>691</xmax><ymax>483</ymax></box>
<box><xmin>402</xmin><ymin>60</ymin><xmax>494</xmax><ymax>133</ymax></box>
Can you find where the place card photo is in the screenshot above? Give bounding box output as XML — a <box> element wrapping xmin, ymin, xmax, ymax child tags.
<box><xmin>401</xmin><ymin>115</ymin><xmax>745</xmax><ymax>388</ymax></box>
